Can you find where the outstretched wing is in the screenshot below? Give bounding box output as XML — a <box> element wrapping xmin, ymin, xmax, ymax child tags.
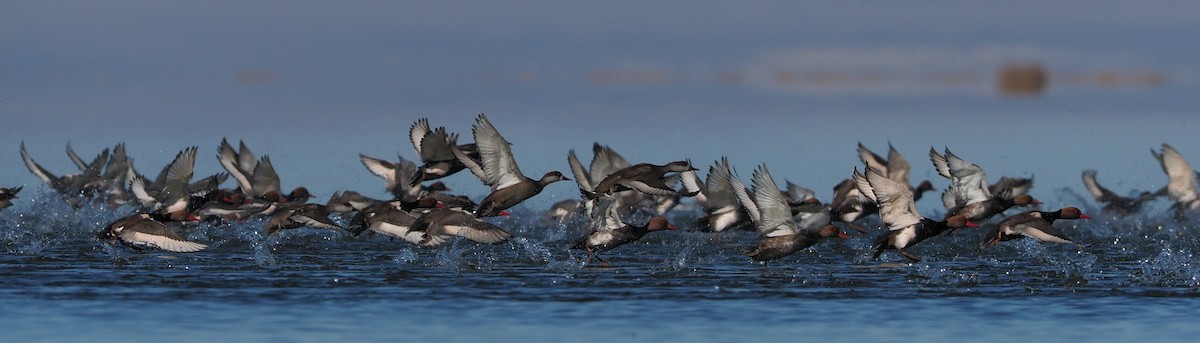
<box><xmin>470</xmin><ymin>114</ymin><xmax>525</xmax><ymax>190</ymax></box>
<box><xmin>751</xmin><ymin>164</ymin><xmax>797</xmax><ymax>237</ymax></box>
<box><xmin>855</xmin><ymin>168</ymin><xmax>920</xmax><ymax>231</ymax></box>
<box><xmin>20</xmin><ymin>142</ymin><xmax>59</xmax><ymax>186</ymax></box>
<box><xmin>944</xmin><ymin>149</ymin><xmax>992</xmax><ymax>206</ymax></box>
<box><xmin>886</xmin><ymin>143</ymin><xmax>911</xmax><ymax>186</ymax></box>
<box><xmin>409</xmin><ymin>118</ymin><xmax>431</xmax><ymax>158</ymax></box>
<box><xmin>1154</xmin><ymin>143</ymin><xmax>1199</xmax><ymax>203</ymax></box>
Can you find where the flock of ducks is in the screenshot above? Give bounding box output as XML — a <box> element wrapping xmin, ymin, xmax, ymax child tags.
<box><xmin>4</xmin><ymin>113</ymin><xmax>1197</xmax><ymax>265</ymax></box>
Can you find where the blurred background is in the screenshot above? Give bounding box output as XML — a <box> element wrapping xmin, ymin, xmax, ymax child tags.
<box><xmin>4</xmin><ymin>1</ymin><xmax>1199</xmax><ymax>210</ymax></box>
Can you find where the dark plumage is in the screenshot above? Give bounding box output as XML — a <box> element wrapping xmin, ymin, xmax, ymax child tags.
<box><xmin>410</xmin><ymin>207</ymin><xmax>512</xmax><ymax>246</ymax></box>
<box><xmin>264</xmin><ymin>203</ymin><xmax>342</xmax><ymax>235</ymax></box>
<box><xmin>746</xmin><ymin>225</ymin><xmax>849</xmax><ymax>262</ymax></box>
<box><xmin>0</xmin><ymin>186</ymin><xmax>21</xmax><ymax>210</ymax></box>
<box><xmin>871</xmin><ymin>216</ymin><xmax>974</xmax><ymax>261</ymax></box>
<box><xmin>981</xmin><ymin>207</ymin><xmax>1090</xmax><ymax>248</ymax></box>
<box><xmin>1081</xmin><ymin>170</ymin><xmax>1160</xmax><ymax>217</ymax></box>
<box><xmin>571</xmin><ymin>204</ymin><xmax>677</xmax><ymax>266</ymax></box>
<box><xmin>451</xmin><ymin>114</ymin><xmax>569</xmax><ymax>217</ymax></box>
<box><xmin>588</xmin><ymin>161</ymin><xmax>698</xmax><ymax>199</ymax></box>
<box><xmin>97</xmin><ymin>213</ymin><xmax>207</xmax><ymax>253</ymax></box>
<box><xmin>408</xmin><ymin>118</ymin><xmax>481</xmax><ymax>186</ymax></box>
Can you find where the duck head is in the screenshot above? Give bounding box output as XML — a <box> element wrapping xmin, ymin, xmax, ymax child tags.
<box><xmin>538</xmin><ymin>171</ymin><xmax>570</xmax><ymax>184</ymax></box>
<box><xmin>818</xmin><ymin>225</ymin><xmax>851</xmax><ymax>239</ymax></box>
<box><xmin>646</xmin><ymin>216</ymin><xmax>678</xmax><ymax>231</ymax></box>
<box><xmin>663</xmin><ymin>160</ymin><xmax>698</xmax><ymax>172</ymax></box>
<box><xmin>945</xmin><ymin>214</ymin><xmax>979</xmax><ymax>228</ymax></box>
<box><xmin>1058</xmin><ymin>207</ymin><xmax>1091</xmax><ymax>219</ymax></box>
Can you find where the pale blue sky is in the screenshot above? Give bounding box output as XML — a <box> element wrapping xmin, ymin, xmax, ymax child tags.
<box><xmin>4</xmin><ymin>1</ymin><xmax>1200</xmax><ymax>211</ymax></box>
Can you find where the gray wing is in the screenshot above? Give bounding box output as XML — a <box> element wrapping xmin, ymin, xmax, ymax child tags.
<box><xmin>567</xmin><ymin>149</ymin><xmax>594</xmax><ymax>192</ymax></box>
<box><xmin>237</xmin><ymin>141</ymin><xmax>258</xmax><ymax>174</ymax></box>
<box><xmin>785</xmin><ymin>180</ymin><xmax>815</xmax><ymax>204</ymax></box>
<box><xmin>360</xmin><ymin>154</ymin><xmax>399</xmax><ymax>191</ymax></box>
<box><xmin>451</xmin><ymin>145</ymin><xmax>488</xmax><ymax>183</ymax></box>
<box><xmin>589</xmin><ymin>197</ymin><xmax>625</xmax><ymax>233</ymax></box>
<box><xmin>678</xmin><ymin>168</ymin><xmax>707</xmax><ymax>205</ymax></box>
<box><xmin>751</xmin><ymin>164</ymin><xmax>798</xmax><ymax>237</ymax></box>
<box><xmin>217</xmin><ymin>138</ymin><xmax>254</xmax><ymax>194</ymax></box>
<box><xmin>944</xmin><ymin>148</ymin><xmax>992</xmax><ymax>206</ymax></box>
<box><xmin>590</xmin><ymin>143</ymin><xmax>629</xmax><ymax>183</ymax></box>
<box><xmin>858</xmin><ymin>142</ymin><xmax>889</xmax><ymax>175</ymax></box>
<box><xmin>430</xmin><ymin>210</ymin><xmax>511</xmax><ymax>244</ymax></box>
<box><xmin>929</xmin><ymin>147</ymin><xmax>951</xmax><ymax>179</ymax></box>
<box><xmin>705</xmin><ymin>157</ymin><xmax>739</xmax><ymax>211</ymax></box>
<box><xmin>858</xmin><ymin>168</ymin><xmax>921</xmax><ymax>231</ymax></box>
<box><xmin>886</xmin><ymin>143</ymin><xmax>912</xmax><ymax>187</ymax></box>
<box><xmin>159</xmin><ymin>147</ymin><xmax>197</xmax><ymax>200</ymax></box>
<box><xmin>68</xmin><ymin>148</ymin><xmax>109</xmax><ymax>194</ymax></box>
<box><xmin>252</xmin><ymin>155</ymin><xmax>282</xmax><ymax>197</ymax></box>
<box><xmin>119</xmin><ymin>220</ymin><xmax>207</xmax><ymax>253</ymax></box>
<box><xmin>189</xmin><ymin>173</ymin><xmax>228</xmax><ymax>195</ymax></box>
<box><xmin>129</xmin><ymin>174</ymin><xmax>158</xmax><ymax>205</ymax></box>
<box><xmin>20</xmin><ymin>142</ymin><xmax>59</xmax><ymax>186</ymax></box>
<box><xmin>616</xmin><ymin>178</ymin><xmax>678</xmax><ymax>196</ymax></box>
<box><xmin>1154</xmin><ymin>143</ymin><xmax>1199</xmax><ymax>203</ymax></box>
<box><xmin>470</xmin><ymin>114</ymin><xmax>525</xmax><ymax>190</ymax></box>
<box><xmin>729</xmin><ymin>165</ymin><xmax>760</xmax><ymax>224</ymax></box>
<box><xmin>289</xmin><ymin>205</ymin><xmax>341</xmax><ymax>230</ymax></box>
<box><xmin>990</xmin><ymin>176</ymin><xmax>1034</xmax><ymax>198</ymax></box>
<box><xmin>66</xmin><ymin>142</ymin><xmax>88</xmax><ymax>171</ymax></box>
<box><xmin>409</xmin><ymin>118</ymin><xmax>431</xmax><ymax>158</ymax></box>
<box><xmin>1080</xmin><ymin>170</ymin><xmax>1105</xmax><ymax>200</ymax></box>
<box><xmin>102</xmin><ymin>143</ymin><xmax>130</xmax><ymax>182</ymax></box>
<box><xmin>419</xmin><ymin>127</ymin><xmax>459</xmax><ymax>162</ymax></box>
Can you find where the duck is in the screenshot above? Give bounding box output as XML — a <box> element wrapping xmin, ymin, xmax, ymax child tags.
<box><xmin>929</xmin><ymin>147</ymin><xmax>1039</xmax><ymax>224</ymax></box>
<box><xmin>264</xmin><ymin>203</ymin><xmax>343</xmax><ymax>235</ymax></box>
<box><xmin>733</xmin><ymin>164</ymin><xmax>849</xmax><ymax>262</ymax></box>
<box><xmin>540</xmin><ymin>199</ymin><xmax>582</xmax><ymax>226</ymax></box>
<box><xmin>854</xmin><ymin>168</ymin><xmax>977</xmax><ymax>262</ymax></box>
<box><xmin>217</xmin><ymin>139</ymin><xmax>311</xmax><ymax>203</ymax></box>
<box><xmin>408</xmin><ymin>118</ymin><xmax>481</xmax><ymax>186</ymax></box>
<box><xmin>192</xmin><ymin>191</ymin><xmax>263</xmax><ymax>221</ymax></box>
<box><xmin>858</xmin><ymin>143</ymin><xmax>934</xmax><ymax>201</ymax></box>
<box><xmin>981</xmin><ymin>207</ymin><xmax>1090</xmax><ymax>248</ymax></box>
<box><xmin>451</xmin><ymin>114</ymin><xmax>570</xmax><ymax>217</ymax></box>
<box><xmin>325</xmin><ymin>190</ymin><xmax>384</xmax><ymax>216</ymax></box>
<box><xmin>990</xmin><ymin>176</ymin><xmax>1034</xmax><ymax>198</ymax></box>
<box><xmin>20</xmin><ymin>142</ymin><xmax>109</xmax><ymax>206</ymax></box>
<box><xmin>409</xmin><ymin>207</ymin><xmax>512</xmax><ymax>246</ymax></box>
<box><xmin>97</xmin><ymin>213</ymin><xmax>208</xmax><ymax>253</ymax></box>
<box><xmin>359</xmin><ymin>153</ymin><xmax>420</xmax><ymax>200</ymax></box>
<box><xmin>214</xmin><ymin>139</ymin><xmax>260</xmax><ymax>195</ymax></box>
<box><xmin>587</xmin><ymin>160</ymin><xmax>698</xmax><ymax>199</ymax></box>
<box><xmin>423</xmin><ymin>189</ymin><xmax>477</xmax><ymax>212</ymax></box>
<box><xmin>128</xmin><ymin>147</ymin><xmax>198</xmax><ymax>213</ymax></box>
<box><xmin>87</xmin><ymin>143</ymin><xmax>132</xmax><ymax>206</ymax></box>
<box><xmin>346</xmin><ymin>200</ymin><xmax>428</xmax><ymax>244</ymax></box>
<box><xmin>694</xmin><ymin>157</ymin><xmax>753</xmax><ymax>232</ymax></box>
<box><xmin>828</xmin><ymin>178</ymin><xmax>872</xmax><ymax>233</ymax></box>
<box><xmin>1081</xmin><ymin>169</ymin><xmax>1161</xmax><ymax>217</ymax></box>
<box><xmin>1151</xmin><ymin>143</ymin><xmax>1200</xmax><ymax>214</ymax></box>
<box><xmin>570</xmin><ymin>197</ymin><xmax>677</xmax><ymax>266</ymax></box>
<box><xmin>783</xmin><ymin>180</ymin><xmax>840</xmax><ymax>230</ymax></box>
<box><xmin>0</xmin><ymin>186</ymin><xmax>22</xmax><ymax>210</ymax></box>
<box><xmin>567</xmin><ymin>143</ymin><xmax>637</xmax><ymax>217</ymax></box>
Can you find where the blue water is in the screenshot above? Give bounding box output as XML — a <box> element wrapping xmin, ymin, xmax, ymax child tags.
<box><xmin>4</xmin><ymin>191</ymin><xmax>1200</xmax><ymax>342</ymax></box>
<box><xmin>6</xmin><ymin>2</ymin><xmax>1200</xmax><ymax>341</ymax></box>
